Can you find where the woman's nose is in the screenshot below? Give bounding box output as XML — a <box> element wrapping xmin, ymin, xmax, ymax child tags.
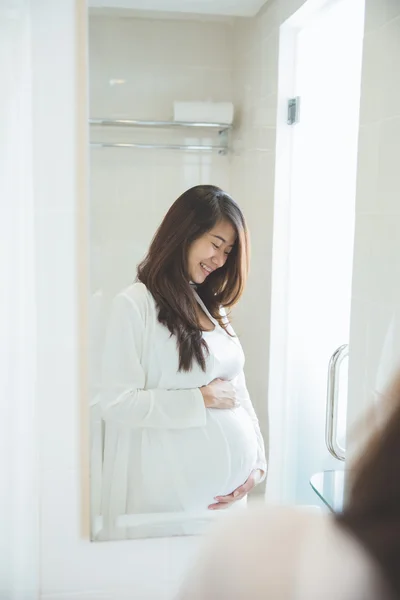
<box><xmin>212</xmin><ymin>252</ymin><xmax>225</xmax><ymax>268</ymax></box>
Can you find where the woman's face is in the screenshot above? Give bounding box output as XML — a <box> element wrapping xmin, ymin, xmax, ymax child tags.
<box><xmin>187</xmin><ymin>219</ymin><xmax>236</xmax><ymax>284</ymax></box>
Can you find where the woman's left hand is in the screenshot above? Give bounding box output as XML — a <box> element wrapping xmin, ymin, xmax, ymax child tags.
<box><xmin>208</xmin><ymin>469</ymin><xmax>263</xmax><ymax>510</ymax></box>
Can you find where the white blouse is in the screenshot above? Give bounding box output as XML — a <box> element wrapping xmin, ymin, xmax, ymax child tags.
<box><xmin>98</xmin><ymin>282</ymin><xmax>266</xmax><ymax>539</ymax></box>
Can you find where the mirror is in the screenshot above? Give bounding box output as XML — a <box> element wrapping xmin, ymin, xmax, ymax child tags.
<box><xmin>88</xmin><ymin>3</ymin><xmax>272</xmax><ymax>541</ymax></box>
<box><xmin>88</xmin><ymin>0</ymin><xmax>366</xmax><ymax>541</ymax></box>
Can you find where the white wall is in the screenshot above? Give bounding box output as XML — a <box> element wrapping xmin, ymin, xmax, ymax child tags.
<box><xmin>0</xmin><ymin>3</ymin><xmax>39</xmax><ymax>598</ymax></box>
<box><xmin>347</xmin><ymin>0</ymin><xmax>400</xmax><ymax>439</ymax></box>
<box><xmin>89</xmin><ymin>14</ymin><xmax>233</xmax><ymax>299</ymax></box>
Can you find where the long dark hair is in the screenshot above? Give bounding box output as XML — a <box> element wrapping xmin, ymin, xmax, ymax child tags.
<box><xmin>137</xmin><ymin>185</ymin><xmax>249</xmax><ymax>372</ymax></box>
<box><xmin>337</xmin><ymin>375</ymin><xmax>400</xmax><ymax>598</ymax></box>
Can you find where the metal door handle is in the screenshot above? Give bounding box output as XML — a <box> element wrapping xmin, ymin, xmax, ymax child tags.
<box><xmin>325</xmin><ymin>344</ymin><xmax>348</xmax><ymax>461</ymax></box>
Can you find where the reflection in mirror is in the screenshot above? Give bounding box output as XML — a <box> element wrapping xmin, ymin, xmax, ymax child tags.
<box><xmin>88</xmin><ymin>0</ymin><xmax>366</xmax><ymax>542</ymax></box>
<box><xmin>93</xmin><ymin>185</ymin><xmax>267</xmax><ymax>541</ymax></box>
<box><xmin>88</xmin><ymin>6</ymin><xmax>269</xmax><ymax>541</ymax></box>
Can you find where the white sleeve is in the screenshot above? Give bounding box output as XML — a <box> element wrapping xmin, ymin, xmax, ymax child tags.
<box><xmin>100</xmin><ymin>293</ymin><xmax>207</xmax><ymax>429</ymax></box>
<box><xmin>234</xmin><ymin>369</ymin><xmax>267</xmax><ymax>481</ymax></box>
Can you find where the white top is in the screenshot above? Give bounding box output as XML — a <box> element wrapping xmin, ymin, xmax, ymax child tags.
<box><xmin>98</xmin><ymin>283</ymin><xmax>266</xmax><ymax>539</ymax></box>
<box><xmin>177</xmin><ymin>505</ymin><xmax>393</xmax><ymax>600</ymax></box>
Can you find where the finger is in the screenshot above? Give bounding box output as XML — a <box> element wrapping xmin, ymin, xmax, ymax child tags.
<box><xmin>215</xmin><ymin>490</ymin><xmax>247</xmax><ymax>502</ymax></box>
<box><xmin>209</xmin><ymin>493</ymin><xmax>246</xmax><ymax>509</ymax></box>
<box><xmin>216</xmin><ymin>482</ymin><xmax>249</xmax><ymax>501</ymax></box>
<box><xmin>214</xmin><ymin>494</ymin><xmax>234</xmax><ymax>503</ymax></box>
<box><xmin>208</xmin><ymin>501</ymin><xmax>232</xmax><ymax>510</ymax></box>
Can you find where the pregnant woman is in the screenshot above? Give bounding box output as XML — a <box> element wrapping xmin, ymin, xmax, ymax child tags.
<box><xmin>99</xmin><ymin>185</ymin><xmax>266</xmax><ymax>539</ymax></box>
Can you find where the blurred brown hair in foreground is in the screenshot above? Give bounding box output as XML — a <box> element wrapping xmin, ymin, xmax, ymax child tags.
<box><xmin>338</xmin><ymin>371</ymin><xmax>400</xmax><ymax>599</ymax></box>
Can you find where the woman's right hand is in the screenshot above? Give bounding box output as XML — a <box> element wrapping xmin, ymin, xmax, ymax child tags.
<box><xmin>200</xmin><ymin>378</ymin><xmax>239</xmax><ymax>409</ymax></box>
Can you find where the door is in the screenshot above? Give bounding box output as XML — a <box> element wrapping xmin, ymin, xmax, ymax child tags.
<box><xmin>268</xmin><ymin>0</ymin><xmax>365</xmax><ymax>507</ymax></box>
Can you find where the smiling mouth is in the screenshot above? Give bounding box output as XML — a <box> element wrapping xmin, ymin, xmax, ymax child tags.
<box><xmin>200</xmin><ymin>262</ymin><xmax>214</xmax><ymax>275</ymax></box>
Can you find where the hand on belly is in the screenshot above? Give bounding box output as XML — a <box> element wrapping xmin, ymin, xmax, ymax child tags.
<box><xmin>208</xmin><ymin>469</ymin><xmax>263</xmax><ymax>510</ymax></box>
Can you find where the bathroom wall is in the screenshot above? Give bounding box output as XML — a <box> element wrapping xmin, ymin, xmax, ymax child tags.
<box><xmin>89</xmin><ymin>14</ymin><xmax>233</xmax><ymax>299</ymax></box>
<box><xmin>347</xmin><ymin>0</ymin><xmax>400</xmax><ymax>438</ymax></box>
<box><xmin>34</xmin><ymin>0</ymin><xmax>400</xmax><ymax>599</ymax></box>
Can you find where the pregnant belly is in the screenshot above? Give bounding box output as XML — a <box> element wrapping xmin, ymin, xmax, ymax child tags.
<box><xmin>138</xmin><ymin>407</ymin><xmax>258</xmax><ymax>512</ymax></box>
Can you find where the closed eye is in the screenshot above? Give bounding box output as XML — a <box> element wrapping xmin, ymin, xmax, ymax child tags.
<box><xmin>212</xmin><ymin>242</ymin><xmax>231</xmax><ymax>256</ymax></box>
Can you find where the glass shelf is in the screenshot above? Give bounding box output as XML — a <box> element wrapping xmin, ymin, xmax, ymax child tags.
<box><xmin>309</xmin><ymin>470</ymin><xmax>348</xmax><ymax>513</ymax></box>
